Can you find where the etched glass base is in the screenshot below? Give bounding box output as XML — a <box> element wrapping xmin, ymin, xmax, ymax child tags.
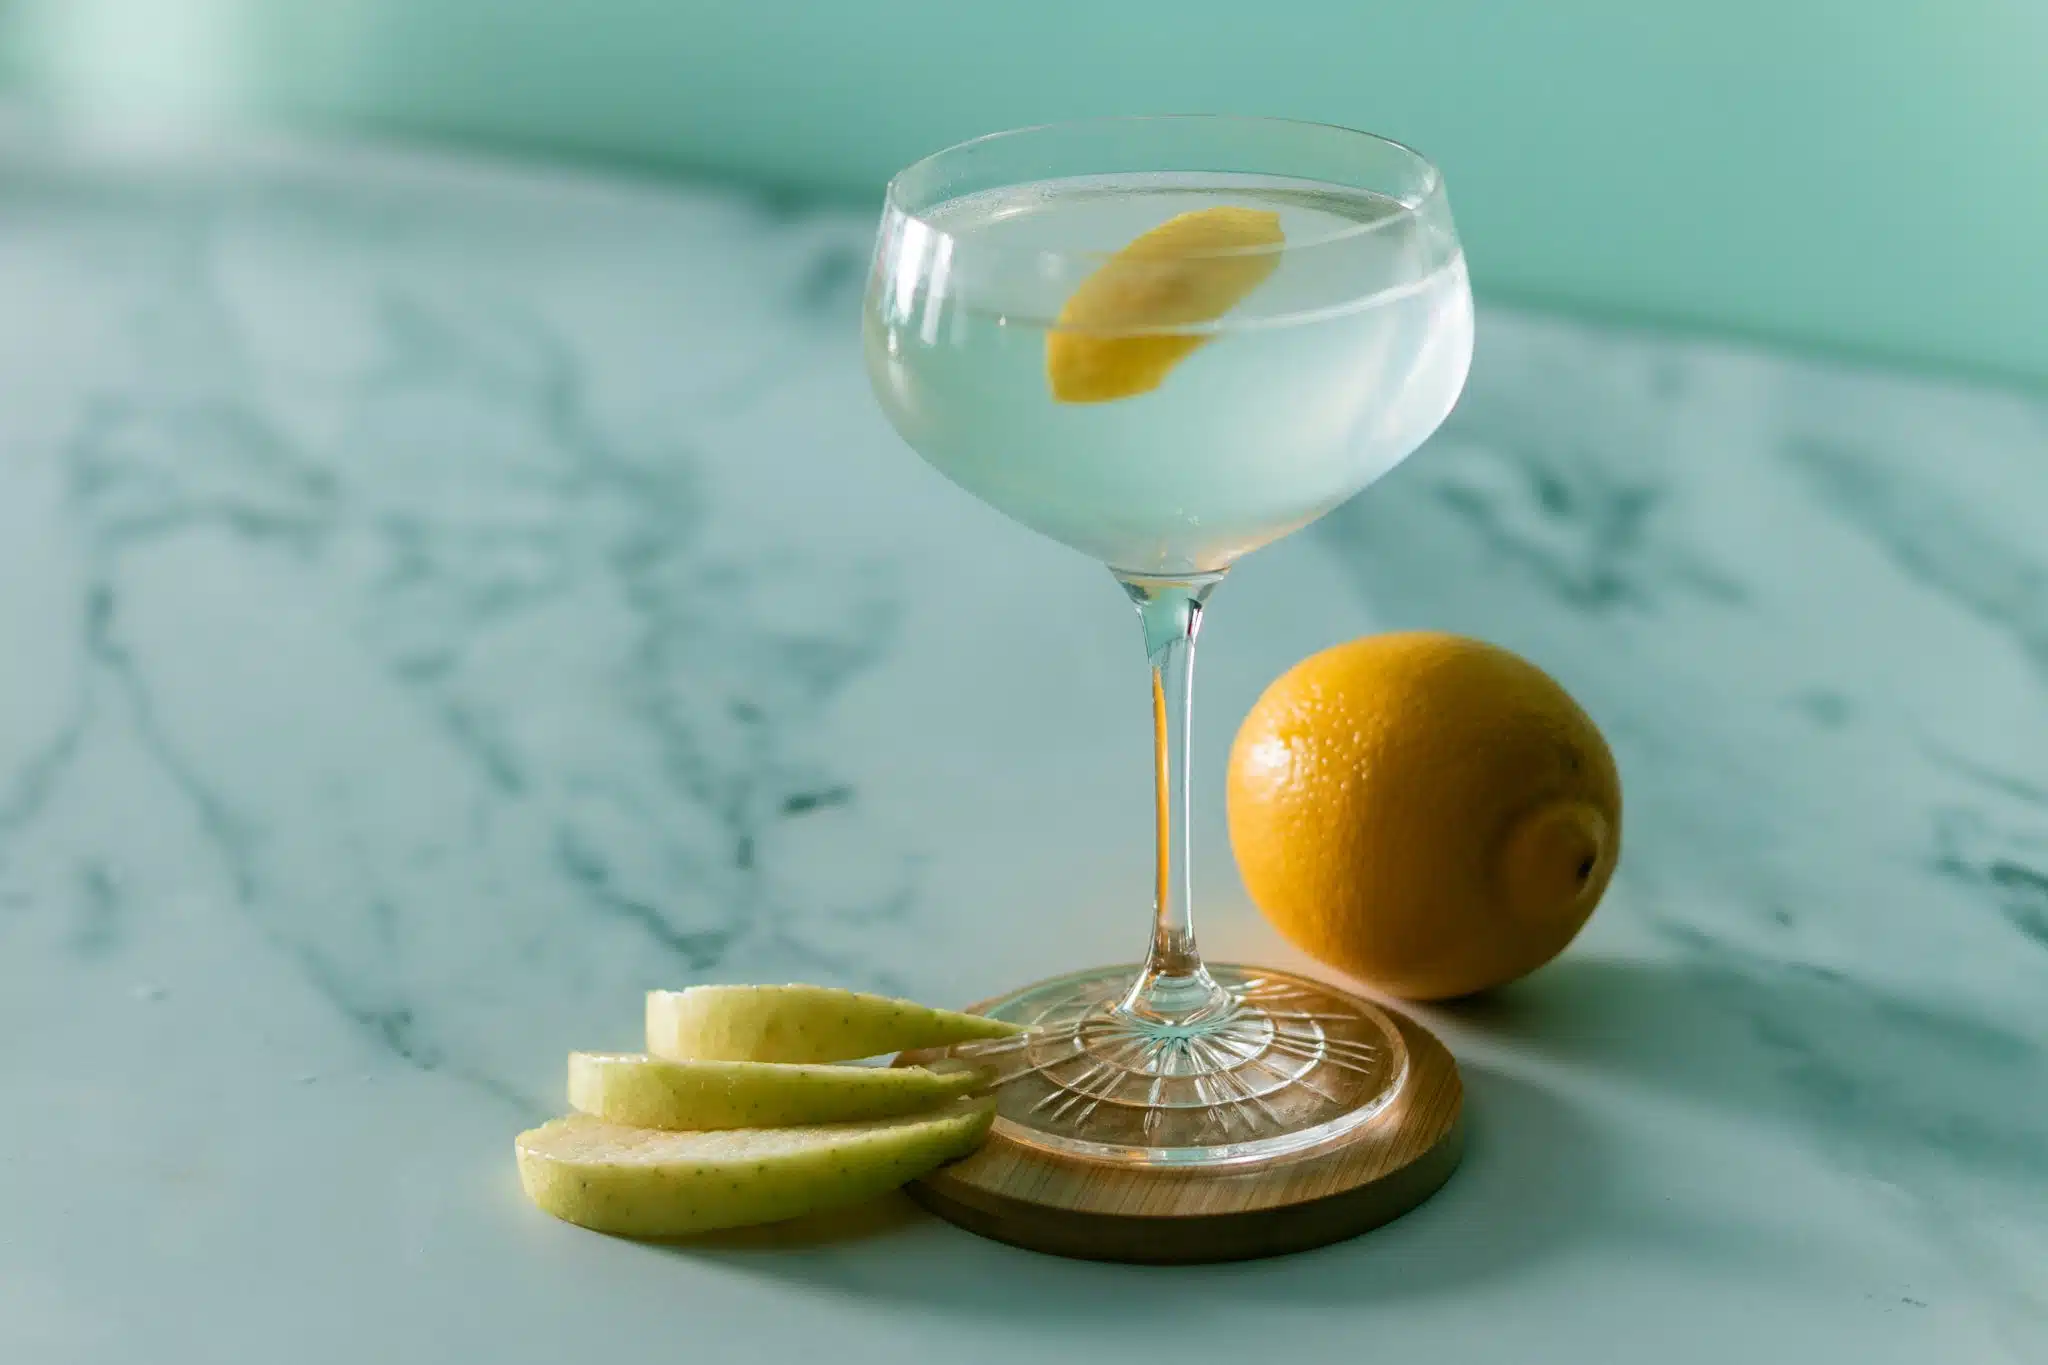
<box><xmin>944</xmin><ymin>964</ymin><xmax>1409</xmax><ymax>1167</ymax></box>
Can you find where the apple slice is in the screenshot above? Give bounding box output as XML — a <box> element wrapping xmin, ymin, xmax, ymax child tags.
<box><xmin>515</xmin><ymin>1099</ymin><xmax>997</xmax><ymax>1237</ymax></box>
<box><xmin>646</xmin><ymin>984</ymin><xmax>1021</xmax><ymax>1064</ymax></box>
<box><xmin>566</xmin><ymin>1051</ymin><xmax>989</xmax><ymax>1130</ymax></box>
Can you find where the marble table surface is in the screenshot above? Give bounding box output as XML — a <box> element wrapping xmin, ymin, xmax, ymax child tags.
<box><xmin>3</xmin><ymin>114</ymin><xmax>2045</xmax><ymax>1363</ymax></box>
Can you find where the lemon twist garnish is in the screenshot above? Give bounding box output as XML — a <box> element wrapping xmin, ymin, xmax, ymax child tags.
<box><xmin>1046</xmin><ymin>206</ymin><xmax>1284</xmax><ymax>404</ymax></box>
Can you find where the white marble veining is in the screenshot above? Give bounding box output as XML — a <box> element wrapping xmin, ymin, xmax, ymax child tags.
<box><xmin>2</xmin><ymin>116</ymin><xmax>2044</xmax><ymax>1362</ymax></box>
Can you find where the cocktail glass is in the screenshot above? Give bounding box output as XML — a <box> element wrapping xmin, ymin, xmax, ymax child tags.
<box><xmin>864</xmin><ymin>116</ymin><xmax>1474</xmax><ymax>1166</ymax></box>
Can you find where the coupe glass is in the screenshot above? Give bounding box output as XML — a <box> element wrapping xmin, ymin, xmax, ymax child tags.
<box><xmin>864</xmin><ymin>116</ymin><xmax>1474</xmax><ymax>1166</ymax></box>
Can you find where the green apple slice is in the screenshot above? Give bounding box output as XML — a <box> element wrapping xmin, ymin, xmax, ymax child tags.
<box><xmin>566</xmin><ymin>1051</ymin><xmax>989</xmax><ymax>1130</ymax></box>
<box><xmin>515</xmin><ymin>1099</ymin><xmax>997</xmax><ymax>1237</ymax></box>
<box><xmin>646</xmin><ymin>984</ymin><xmax>1022</xmax><ymax>1063</ymax></box>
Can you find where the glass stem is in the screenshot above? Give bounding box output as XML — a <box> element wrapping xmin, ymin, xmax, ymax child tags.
<box><xmin>1114</xmin><ymin>570</ymin><xmax>1235</xmax><ymax>1026</ymax></box>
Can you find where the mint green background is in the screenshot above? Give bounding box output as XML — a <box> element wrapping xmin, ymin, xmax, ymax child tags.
<box><xmin>5</xmin><ymin>0</ymin><xmax>2043</xmax><ymax>385</ymax></box>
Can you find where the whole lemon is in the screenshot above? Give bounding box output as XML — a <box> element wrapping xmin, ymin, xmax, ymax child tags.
<box><xmin>1226</xmin><ymin>632</ymin><xmax>1620</xmax><ymax>999</ymax></box>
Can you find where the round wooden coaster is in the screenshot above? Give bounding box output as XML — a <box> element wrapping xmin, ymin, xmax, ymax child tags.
<box><xmin>902</xmin><ymin>988</ymin><xmax>1462</xmax><ymax>1263</ymax></box>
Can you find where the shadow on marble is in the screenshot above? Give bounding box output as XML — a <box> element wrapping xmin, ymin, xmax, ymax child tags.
<box><xmin>642</xmin><ymin>956</ymin><xmax>2043</xmax><ymax>1329</ymax></box>
<box><xmin>680</xmin><ymin>1191</ymin><xmax>926</xmax><ymax>1250</ymax></box>
<box><xmin>677</xmin><ymin>1064</ymin><xmax>1604</xmax><ymax>1308</ymax></box>
<box><xmin>1443</xmin><ymin>954</ymin><xmax>2048</xmax><ymax>1188</ymax></box>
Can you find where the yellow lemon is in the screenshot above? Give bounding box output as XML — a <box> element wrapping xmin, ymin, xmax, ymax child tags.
<box><xmin>1226</xmin><ymin>632</ymin><xmax>1621</xmax><ymax>1000</ymax></box>
<box><xmin>1046</xmin><ymin>206</ymin><xmax>1284</xmax><ymax>403</ymax></box>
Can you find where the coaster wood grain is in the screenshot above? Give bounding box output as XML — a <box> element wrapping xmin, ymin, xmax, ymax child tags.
<box><xmin>898</xmin><ymin>989</ymin><xmax>1462</xmax><ymax>1263</ymax></box>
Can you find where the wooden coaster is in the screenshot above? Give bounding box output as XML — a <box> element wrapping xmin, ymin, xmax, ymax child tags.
<box><xmin>901</xmin><ymin>992</ymin><xmax>1462</xmax><ymax>1263</ymax></box>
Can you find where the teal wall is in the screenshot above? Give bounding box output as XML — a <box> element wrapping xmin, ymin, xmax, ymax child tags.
<box><xmin>4</xmin><ymin>1</ymin><xmax>2044</xmax><ymax>385</ymax></box>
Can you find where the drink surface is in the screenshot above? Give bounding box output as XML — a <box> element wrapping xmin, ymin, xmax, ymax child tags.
<box><xmin>865</xmin><ymin>172</ymin><xmax>1474</xmax><ymax>576</ymax></box>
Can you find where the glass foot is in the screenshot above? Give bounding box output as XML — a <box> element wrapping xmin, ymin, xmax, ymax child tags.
<box><xmin>944</xmin><ymin>964</ymin><xmax>1409</xmax><ymax>1166</ymax></box>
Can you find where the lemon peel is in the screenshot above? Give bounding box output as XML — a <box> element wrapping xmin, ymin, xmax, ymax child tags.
<box><xmin>1046</xmin><ymin>206</ymin><xmax>1284</xmax><ymax>403</ymax></box>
